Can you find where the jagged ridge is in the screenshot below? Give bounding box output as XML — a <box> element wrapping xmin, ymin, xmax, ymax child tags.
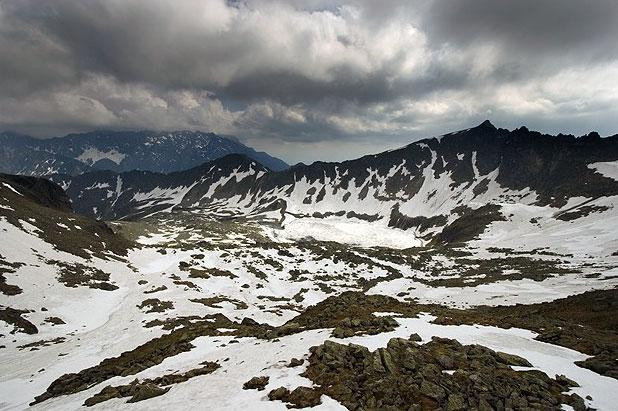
<box><xmin>53</xmin><ymin>122</ymin><xmax>618</xmax><ymax>243</ymax></box>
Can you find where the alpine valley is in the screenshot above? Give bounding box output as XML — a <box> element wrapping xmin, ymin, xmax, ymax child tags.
<box><xmin>2</xmin><ymin>121</ymin><xmax>618</xmax><ymax>411</ymax></box>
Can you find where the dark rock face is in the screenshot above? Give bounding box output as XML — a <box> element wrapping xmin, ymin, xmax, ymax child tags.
<box><xmin>0</xmin><ymin>174</ymin><xmax>72</xmax><ymax>212</ymax></box>
<box><xmin>429</xmin><ymin>204</ymin><xmax>506</xmax><ymax>246</ymax></box>
<box><xmin>388</xmin><ymin>204</ymin><xmax>447</xmax><ymax>233</ymax></box>
<box><xmin>0</xmin><ymin>130</ymin><xmax>288</xmax><ymax>176</ymax></box>
<box><xmin>303</xmin><ymin>337</ymin><xmax>586</xmax><ymax>410</ymax></box>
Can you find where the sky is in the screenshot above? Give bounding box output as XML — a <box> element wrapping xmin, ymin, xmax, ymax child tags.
<box><xmin>1</xmin><ymin>0</ymin><xmax>617</xmax><ymax>163</ymax></box>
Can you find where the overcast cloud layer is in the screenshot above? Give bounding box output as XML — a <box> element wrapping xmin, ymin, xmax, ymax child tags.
<box><xmin>1</xmin><ymin>0</ymin><xmax>617</xmax><ymax>162</ymax></box>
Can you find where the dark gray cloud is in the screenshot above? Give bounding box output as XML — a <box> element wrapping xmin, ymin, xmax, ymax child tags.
<box><xmin>427</xmin><ymin>0</ymin><xmax>618</xmax><ymax>61</ymax></box>
<box><xmin>0</xmin><ymin>0</ymin><xmax>617</xmax><ymax>163</ymax></box>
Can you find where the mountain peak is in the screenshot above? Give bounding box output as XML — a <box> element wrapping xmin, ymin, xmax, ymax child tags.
<box><xmin>477</xmin><ymin>120</ymin><xmax>496</xmax><ymax>129</ymax></box>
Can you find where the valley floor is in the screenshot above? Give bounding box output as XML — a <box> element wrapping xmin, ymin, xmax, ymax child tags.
<box><xmin>1</xmin><ymin>212</ymin><xmax>618</xmax><ymax>410</ymax></box>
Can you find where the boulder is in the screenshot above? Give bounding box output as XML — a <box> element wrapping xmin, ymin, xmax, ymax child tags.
<box><xmin>268</xmin><ymin>387</ymin><xmax>290</xmax><ymax>401</ymax></box>
<box><xmin>287</xmin><ymin>387</ymin><xmax>322</xmax><ymax>408</ymax></box>
<box><xmin>243</xmin><ymin>376</ymin><xmax>269</xmax><ymax>391</ymax></box>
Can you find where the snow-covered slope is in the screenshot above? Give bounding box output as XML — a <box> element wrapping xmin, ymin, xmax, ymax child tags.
<box><xmin>54</xmin><ymin>154</ymin><xmax>270</xmax><ymax>221</ymax></box>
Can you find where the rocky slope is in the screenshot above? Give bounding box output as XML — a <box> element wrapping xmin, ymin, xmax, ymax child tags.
<box><xmin>0</xmin><ymin>130</ymin><xmax>288</xmax><ymax>176</ymax></box>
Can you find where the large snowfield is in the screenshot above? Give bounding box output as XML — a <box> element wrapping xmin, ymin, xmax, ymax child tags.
<box><xmin>2</xmin><ymin>204</ymin><xmax>618</xmax><ymax>410</ymax></box>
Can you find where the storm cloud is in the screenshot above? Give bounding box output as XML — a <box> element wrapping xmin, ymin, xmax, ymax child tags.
<box><xmin>1</xmin><ymin>0</ymin><xmax>617</xmax><ymax>162</ymax></box>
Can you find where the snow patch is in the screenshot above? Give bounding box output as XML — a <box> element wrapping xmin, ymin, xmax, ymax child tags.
<box><xmin>589</xmin><ymin>161</ymin><xmax>618</xmax><ymax>181</ymax></box>
<box><xmin>76</xmin><ymin>147</ymin><xmax>126</xmax><ymax>165</ymax></box>
<box><xmin>1</xmin><ymin>182</ymin><xmax>23</xmax><ymax>196</ymax></box>
<box><xmin>272</xmin><ymin>216</ymin><xmax>422</xmax><ymax>249</ymax></box>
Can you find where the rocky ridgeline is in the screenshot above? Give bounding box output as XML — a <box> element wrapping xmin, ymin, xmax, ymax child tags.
<box><xmin>47</xmin><ymin>121</ymin><xmax>618</xmax><ymax>225</ymax></box>
<box><xmin>84</xmin><ymin>362</ymin><xmax>220</xmax><ymax>406</ymax></box>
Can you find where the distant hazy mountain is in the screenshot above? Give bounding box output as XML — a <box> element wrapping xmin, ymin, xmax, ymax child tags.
<box><xmin>0</xmin><ymin>130</ymin><xmax>288</xmax><ymax>176</ymax></box>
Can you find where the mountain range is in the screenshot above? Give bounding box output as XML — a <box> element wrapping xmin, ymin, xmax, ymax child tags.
<box><xmin>0</xmin><ymin>129</ymin><xmax>288</xmax><ymax>176</ymax></box>
<box><xmin>49</xmin><ymin>121</ymin><xmax>618</xmax><ymax>246</ymax></box>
